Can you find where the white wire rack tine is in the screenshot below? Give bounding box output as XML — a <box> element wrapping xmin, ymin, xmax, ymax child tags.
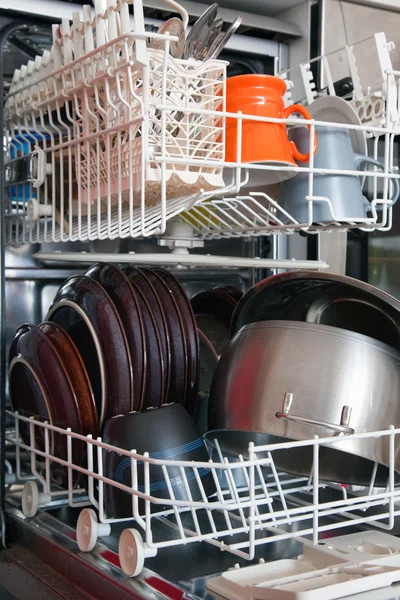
<box><xmin>209</xmin><ymin>461</ymin><xmax>234</xmax><ymax>532</ymax></box>
<box><xmin>322</xmin><ymin>56</ymin><xmax>335</xmax><ymax>96</ymax></box>
<box><xmin>131</xmin><ymin>451</ymin><xmax>144</xmax><ymax>527</ymax></box>
<box><xmin>213</xmin><ymin>438</ymin><xmax>236</xmax><ymax>495</ymax></box>
<box><xmin>267</xmin><ymin>451</ymin><xmax>289</xmax><ymax>519</ymax></box>
<box><xmin>248</xmin><ymin>443</ymin><xmax>256</xmax><ymax>560</ymax></box>
<box><xmin>223</xmin><ymin>458</ymin><xmax>248</xmax><ymax>529</ymax></box>
<box><xmin>238</xmin><ymin>454</ymin><xmax>260</xmax><ymax>519</ymax></box>
<box><xmin>161</xmin><ymin>464</ymin><xmax>186</xmax><ymax>540</ymax></box>
<box><xmin>389</xmin><ymin>426</ymin><xmax>395</xmax><ymax>529</ymax></box>
<box><xmin>253</xmin><ymin>452</ymin><xmax>275</xmax><ymax>523</ymax></box>
<box><xmin>29</xmin><ymin>418</ymin><xmax>39</xmax><ymax>485</ymax></box>
<box><xmin>144</xmin><ymin>453</ymin><xmax>153</xmax><ymax>546</ymax></box>
<box><xmin>313</xmin><ymin>437</ymin><xmax>320</xmax><ymax>545</ymax></box>
<box><xmin>44</xmin><ymin>421</ymin><xmax>51</xmax><ymax>494</ymax></box>
<box><xmin>67</xmin><ymin>428</ymin><xmax>74</xmax><ymax>506</ymax></box>
<box><xmin>97</xmin><ymin>437</ymin><xmax>105</xmax><ymax>522</ymax></box>
<box><xmin>308</xmin><ymin>462</ymin><xmax>314</xmax><ymax>487</ymax></box>
<box><xmin>178</xmin><ymin>466</ymin><xmax>201</xmax><ymax>536</ymax></box>
<box><xmin>15</xmin><ymin>412</ymin><xmax>22</xmax><ymax>481</ymax></box>
<box><xmin>193</xmin><ymin>465</ymin><xmax>217</xmax><ymax>535</ymax></box>
<box><xmin>132</xmin><ymin>0</ymin><xmax>148</xmax><ymax>66</ymax></box>
<box><xmin>368</xmin><ymin>462</ymin><xmax>379</xmax><ymax>496</ymax></box>
<box><xmin>86</xmin><ymin>435</ymin><xmax>98</xmax><ymax>509</ymax></box>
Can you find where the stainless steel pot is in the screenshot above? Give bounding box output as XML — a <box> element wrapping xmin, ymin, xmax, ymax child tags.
<box><xmin>231</xmin><ymin>271</ymin><xmax>400</xmax><ymax>351</ymax></box>
<box><xmin>208</xmin><ymin>320</ymin><xmax>400</xmax><ymax>486</ymax></box>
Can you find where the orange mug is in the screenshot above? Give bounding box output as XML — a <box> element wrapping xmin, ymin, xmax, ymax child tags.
<box><xmin>225</xmin><ymin>74</ymin><xmax>317</xmax><ymax>184</ymax></box>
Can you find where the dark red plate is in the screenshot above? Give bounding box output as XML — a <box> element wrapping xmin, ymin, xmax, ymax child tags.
<box><xmin>140</xmin><ymin>268</ymin><xmax>187</xmax><ymax>405</ymax></box>
<box><xmin>9</xmin><ymin>331</ymin><xmax>52</xmax><ymax>453</ymax></box>
<box><xmin>191</xmin><ymin>288</ymin><xmax>237</xmax><ymax>357</ymax></box>
<box><xmin>124</xmin><ymin>267</ymin><xmax>165</xmax><ymax>409</ymax></box>
<box><xmin>39</xmin><ymin>322</ymin><xmax>98</xmax><ymax>439</ymax></box>
<box><xmin>9</xmin><ymin>324</ymin><xmax>85</xmax><ymax>485</ymax></box>
<box><xmin>213</xmin><ymin>285</ymin><xmax>243</xmax><ymax>303</ymax></box>
<box><xmin>46</xmin><ymin>275</ymin><xmax>133</xmax><ymax>425</ymax></box>
<box><xmin>198</xmin><ymin>328</ymin><xmax>219</xmax><ymax>394</ymax></box>
<box><xmin>85</xmin><ymin>263</ymin><xmax>146</xmax><ymax>411</ymax></box>
<box><xmin>130</xmin><ymin>268</ymin><xmax>171</xmax><ymax>403</ymax></box>
<box><xmin>153</xmin><ymin>268</ymin><xmax>199</xmax><ymax>416</ymax></box>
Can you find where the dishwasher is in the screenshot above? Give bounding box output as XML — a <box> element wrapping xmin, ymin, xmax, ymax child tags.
<box><xmin>2</xmin><ymin>1</ymin><xmax>400</xmax><ymax>599</ymax></box>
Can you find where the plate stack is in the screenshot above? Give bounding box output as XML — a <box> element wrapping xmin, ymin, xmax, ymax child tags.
<box><xmin>9</xmin><ymin>265</ymin><xmax>209</xmax><ymax>486</ymax></box>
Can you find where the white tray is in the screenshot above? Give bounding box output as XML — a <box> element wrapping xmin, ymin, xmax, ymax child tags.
<box><xmin>206</xmin><ymin>532</ymin><xmax>400</xmax><ymax>600</ymax></box>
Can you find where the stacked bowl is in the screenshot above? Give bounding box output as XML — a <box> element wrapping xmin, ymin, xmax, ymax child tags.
<box><xmin>208</xmin><ymin>271</ymin><xmax>400</xmax><ymax>486</ymax></box>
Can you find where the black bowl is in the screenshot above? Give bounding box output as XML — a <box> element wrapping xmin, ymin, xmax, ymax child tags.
<box><xmin>102</xmin><ymin>403</ymin><xmax>215</xmax><ymax>519</ymax></box>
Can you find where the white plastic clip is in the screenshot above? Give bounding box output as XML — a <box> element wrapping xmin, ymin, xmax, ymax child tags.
<box><xmin>30</xmin><ymin>146</ymin><xmax>52</xmax><ymax>188</ymax></box>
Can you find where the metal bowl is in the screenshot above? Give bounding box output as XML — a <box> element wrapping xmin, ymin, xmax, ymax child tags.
<box><xmin>209</xmin><ymin>320</ymin><xmax>400</xmax><ymax>486</ymax></box>
<box><xmin>231</xmin><ymin>271</ymin><xmax>400</xmax><ymax>351</ymax></box>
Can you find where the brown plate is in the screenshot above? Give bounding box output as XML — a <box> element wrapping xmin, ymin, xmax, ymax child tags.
<box><xmin>38</xmin><ymin>322</ymin><xmax>98</xmax><ymax>438</ymax></box>
<box><xmin>191</xmin><ymin>288</ymin><xmax>237</xmax><ymax>357</ymax></box>
<box><xmin>9</xmin><ymin>324</ymin><xmax>85</xmax><ymax>485</ymax></box>
<box><xmin>153</xmin><ymin>268</ymin><xmax>199</xmax><ymax>416</ymax></box>
<box><xmin>46</xmin><ymin>275</ymin><xmax>133</xmax><ymax>425</ymax></box>
<box><xmin>213</xmin><ymin>285</ymin><xmax>243</xmax><ymax>303</ymax></box>
<box><xmin>137</xmin><ymin>268</ymin><xmax>172</xmax><ymax>402</ymax></box>
<box><xmin>85</xmin><ymin>263</ymin><xmax>146</xmax><ymax>410</ymax></box>
<box><xmin>124</xmin><ymin>267</ymin><xmax>165</xmax><ymax>409</ymax></box>
<box><xmin>198</xmin><ymin>328</ymin><xmax>219</xmax><ymax>394</ymax></box>
<box><xmin>9</xmin><ymin>331</ymin><xmax>52</xmax><ymax>453</ymax></box>
<box><xmin>140</xmin><ymin>268</ymin><xmax>187</xmax><ymax>405</ymax></box>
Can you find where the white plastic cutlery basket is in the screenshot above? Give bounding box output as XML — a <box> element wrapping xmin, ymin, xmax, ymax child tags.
<box><xmin>3</xmin><ymin>0</ymin><xmax>226</xmax><ymax>242</ymax></box>
<box><xmin>77</xmin><ymin>46</ymin><xmax>226</xmax><ymax>207</ymax></box>
<box><xmin>6</xmin><ymin>410</ymin><xmax>400</xmax><ymax>578</ymax></box>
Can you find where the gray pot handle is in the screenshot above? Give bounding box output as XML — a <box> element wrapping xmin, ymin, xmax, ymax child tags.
<box><xmin>275</xmin><ymin>393</ymin><xmax>355</xmax><ymax>435</ymax></box>
<box><xmin>355</xmin><ymin>154</ymin><xmax>399</xmax><ymax>207</ymax></box>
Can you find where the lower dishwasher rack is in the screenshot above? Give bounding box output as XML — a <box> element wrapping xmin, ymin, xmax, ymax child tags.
<box><xmin>5</xmin><ymin>409</ymin><xmax>400</xmax><ymax>593</ymax></box>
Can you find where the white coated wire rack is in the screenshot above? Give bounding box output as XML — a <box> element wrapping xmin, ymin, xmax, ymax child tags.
<box><xmin>3</xmin><ymin>0</ymin><xmax>400</xmax><ymax>245</ymax></box>
<box><xmin>5</xmin><ymin>410</ymin><xmax>400</xmax><ymax>578</ymax></box>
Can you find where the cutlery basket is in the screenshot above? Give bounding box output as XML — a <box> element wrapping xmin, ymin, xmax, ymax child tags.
<box><xmin>4</xmin><ymin>0</ymin><xmax>227</xmax><ymax>239</ymax></box>
<box><xmin>77</xmin><ymin>46</ymin><xmax>226</xmax><ymax>207</ymax></box>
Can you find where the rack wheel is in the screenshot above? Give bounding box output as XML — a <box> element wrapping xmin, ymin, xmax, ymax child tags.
<box><xmin>76</xmin><ymin>508</ymin><xmax>111</xmax><ymax>552</ymax></box>
<box><xmin>27</xmin><ymin>198</ymin><xmax>52</xmax><ymax>222</ymax></box>
<box><xmin>22</xmin><ymin>479</ymin><xmax>51</xmax><ymax>519</ymax></box>
<box><xmin>22</xmin><ymin>481</ymin><xmax>44</xmax><ymax>518</ymax></box>
<box><xmin>21</xmin><ymin>481</ymin><xmax>51</xmax><ymax>518</ymax></box>
<box><xmin>119</xmin><ymin>529</ymin><xmax>146</xmax><ymax>577</ymax></box>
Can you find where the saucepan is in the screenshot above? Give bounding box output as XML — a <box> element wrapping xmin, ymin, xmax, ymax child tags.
<box><xmin>209</xmin><ymin>320</ymin><xmax>400</xmax><ymax>486</ymax></box>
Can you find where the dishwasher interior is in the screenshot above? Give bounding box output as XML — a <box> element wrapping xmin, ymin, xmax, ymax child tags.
<box><xmin>2</xmin><ymin>1</ymin><xmax>400</xmax><ymax>599</ymax></box>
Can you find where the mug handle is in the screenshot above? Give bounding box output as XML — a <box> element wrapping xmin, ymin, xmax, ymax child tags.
<box><xmin>355</xmin><ymin>155</ymin><xmax>399</xmax><ymax>207</ymax></box>
<box><xmin>284</xmin><ymin>104</ymin><xmax>317</xmax><ymax>163</ymax></box>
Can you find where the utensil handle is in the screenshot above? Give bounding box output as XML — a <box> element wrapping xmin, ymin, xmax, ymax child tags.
<box><xmin>276</xmin><ymin>393</ymin><xmax>354</xmax><ymax>435</ymax></box>
<box><xmin>355</xmin><ymin>154</ymin><xmax>400</xmax><ymax>206</ymax></box>
<box><xmin>284</xmin><ymin>104</ymin><xmax>317</xmax><ymax>163</ymax></box>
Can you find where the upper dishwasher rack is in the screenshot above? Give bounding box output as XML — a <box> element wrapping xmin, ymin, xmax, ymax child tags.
<box><xmin>3</xmin><ymin>0</ymin><xmax>400</xmax><ymax>244</ymax></box>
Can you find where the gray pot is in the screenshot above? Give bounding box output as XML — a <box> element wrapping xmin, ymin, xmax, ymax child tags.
<box><xmin>208</xmin><ymin>320</ymin><xmax>400</xmax><ymax>486</ymax></box>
